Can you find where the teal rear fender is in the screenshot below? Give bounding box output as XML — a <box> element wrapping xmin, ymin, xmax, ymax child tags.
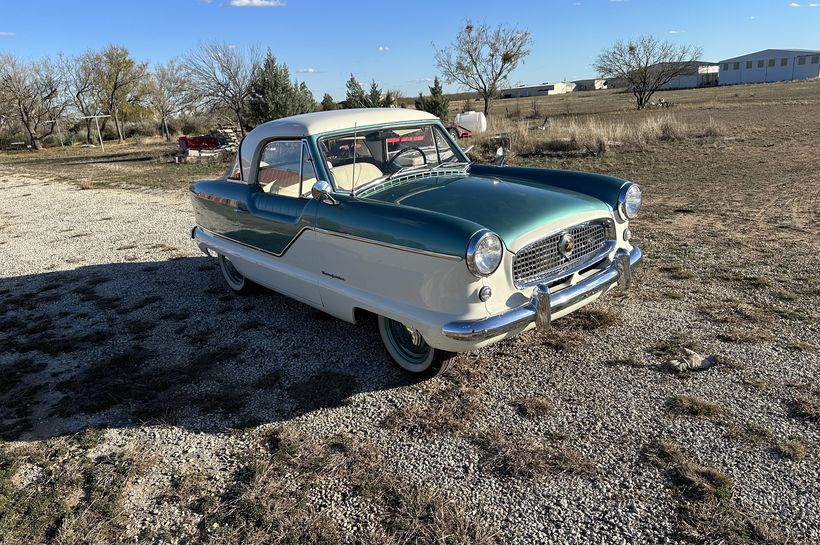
<box><xmin>469</xmin><ymin>164</ymin><xmax>630</xmax><ymax>212</ymax></box>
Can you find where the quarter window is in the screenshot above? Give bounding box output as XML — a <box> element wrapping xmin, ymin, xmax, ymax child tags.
<box><xmin>256</xmin><ymin>140</ymin><xmax>312</xmax><ymax>198</ymax></box>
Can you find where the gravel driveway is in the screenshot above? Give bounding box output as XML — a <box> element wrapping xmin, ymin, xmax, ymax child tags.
<box><xmin>0</xmin><ymin>169</ymin><xmax>818</xmax><ymax>544</ymax></box>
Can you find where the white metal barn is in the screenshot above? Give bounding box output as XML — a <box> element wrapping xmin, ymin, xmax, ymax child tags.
<box><xmin>499</xmin><ymin>82</ymin><xmax>577</xmax><ymax>98</ymax></box>
<box><xmin>657</xmin><ymin>62</ymin><xmax>719</xmax><ymax>90</ymax></box>
<box><xmin>718</xmin><ymin>49</ymin><xmax>820</xmax><ymax>85</ymax></box>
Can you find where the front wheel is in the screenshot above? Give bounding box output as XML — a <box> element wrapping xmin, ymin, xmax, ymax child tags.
<box><xmin>377</xmin><ymin>315</ymin><xmax>456</xmax><ymax>377</ymax></box>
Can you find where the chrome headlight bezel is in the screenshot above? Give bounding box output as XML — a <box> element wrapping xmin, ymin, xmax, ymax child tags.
<box><xmin>466</xmin><ymin>230</ymin><xmax>503</xmax><ymax>277</ymax></box>
<box><xmin>617</xmin><ymin>183</ymin><xmax>642</xmax><ymax>221</ymax></box>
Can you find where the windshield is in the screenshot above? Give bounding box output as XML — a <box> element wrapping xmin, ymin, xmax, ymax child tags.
<box><xmin>318</xmin><ymin>123</ymin><xmax>467</xmax><ymax>193</ymax></box>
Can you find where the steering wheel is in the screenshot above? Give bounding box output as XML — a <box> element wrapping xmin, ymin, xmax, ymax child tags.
<box><xmin>387</xmin><ymin>146</ymin><xmax>428</xmax><ymax>172</ymax></box>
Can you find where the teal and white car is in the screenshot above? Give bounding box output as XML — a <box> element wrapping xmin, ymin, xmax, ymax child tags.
<box><xmin>190</xmin><ymin>109</ymin><xmax>642</xmax><ymax>377</ymax></box>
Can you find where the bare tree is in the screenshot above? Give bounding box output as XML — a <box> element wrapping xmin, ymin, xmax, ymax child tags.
<box><xmin>92</xmin><ymin>45</ymin><xmax>148</xmax><ymax>143</ymax></box>
<box><xmin>60</xmin><ymin>52</ymin><xmax>99</xmax><ymax>144</ymax></box>
<box><xmin>435</xmin><ymin>21</ymin><xmax>532</xmax><ymax>116</ymax></box>
<box><xmin>149</xmin><ymin>60</ymin><xmax>193</xmax><ymax>141</ymax></box>
<box><xmin>0</xmin><ymin>54</ymin><xmax>67</xmax><ymax>150</ymax></box>
<box><xmin>595</xmin><ymin>35</ymin><xmax>704</xmax><ymax>109</ymax></box>
<box><xmin>184</xmin><ymin>42</ymin><xmax>260</xmax><ymax>135</ymax></box>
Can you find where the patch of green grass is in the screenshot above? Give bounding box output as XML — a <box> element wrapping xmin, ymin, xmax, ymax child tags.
<box><xmin>774</xmin><ymin>439</ymin><xmax>807</xmax><ymax>460</ymax></box>
<box><xmin>661</xmin><ymin>265</ymin><xmax>696</xmax><ymax>280</ymax></box>
<box><xmin>787</xmin><ymin>396</ymin><xmax>820</xmax><ymax>423</ymax></box>
<box><xmin>667</xmin><ymin>395</ymin><xmax>724</xmax><ymax>417</ymax></box>
<box><xmin>471</xmin><ymin>431</ymin><xmax>594</xmax><ymax>479</ymax></box>
<box><xmin>512</xmin><ymin>396</ymin><xmax>554</xmax><ymax>418</ymax></box>
<box><xmin>645</xmin><ymin>439</ymin><xmax>732</xmax><ymax>501</ymax></box>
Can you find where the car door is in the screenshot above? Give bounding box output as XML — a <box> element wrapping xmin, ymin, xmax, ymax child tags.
<box><xmin>235</xmin><ymin>139</ymin><xmax>322</xmax><ymax>305</ymax></box>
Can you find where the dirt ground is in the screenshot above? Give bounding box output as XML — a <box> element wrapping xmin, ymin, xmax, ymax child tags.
<box><xmin>1</xmin><ymin>80</ymin><xmax>819</xmax><ymax>544</ymax></box>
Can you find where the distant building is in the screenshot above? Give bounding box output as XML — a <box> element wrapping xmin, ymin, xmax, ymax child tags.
<box><xmin>499</xmin><ymin>82</ymin><xmax>576</xmax><ymax>98</ymax></box>
<box><xmin>656</xmin><ymin>62</ymin><xmax>719</xmax><ymax>90</ymax></box>
<box><xmin>603</xmin><ymin>62</ymin><xmax>718</xmax><ymax>90</ymax></box>
<box><xmin>573</xmin><ymin>78</ymin><xmax>607</xmax><ymax>91</ymax></box>
<box><xmin>718</xmin><ymin>49</ymin><xmax>820</xmax><ymax>85</ymax></box>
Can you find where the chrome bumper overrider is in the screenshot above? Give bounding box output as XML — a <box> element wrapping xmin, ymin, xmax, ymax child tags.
<box><xmin>442</xmin><ymin>246</ymin><xmax>643</xmax><ymax>341</ymax></box>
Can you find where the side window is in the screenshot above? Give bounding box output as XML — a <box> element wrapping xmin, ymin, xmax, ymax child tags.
<box><xmin>300</xmin><ymin>143</ymin><xmax>318</xmax><ymax>196</ymax></box>
<box><xmin>757</xmin><ymin>60</ymin><xmax>764</xmax><ymax>68</ymax></box>
<box><xmin>798</xmin><ymin>56</ymin><xmax>806</xmax><ymax>65</ymax></box>
<box><xmin>257</xmin><ymin>140</ymin><xmax>303</xmax><ymax>197</ymax></box>
<box><xmin>746</xmin><ymin>61</ymin><xmax>752</xmax><ymax>69</ymax></box>
<box><xmin>722</xmin><ymin>63</ymin><xmax>728</xmax><ymax>71</ymax></box>
<box><xmin>813</xmin><ymin>55</ymin><xmax>820</xmax><ymax>64</ymax></box>
<box><xmin>781</xmin><ymin>58</ymin><xmax>788</xmax><ymax>66</ymax></box>
<box><xmin>733</xmin><ymin>62</ymin><xmax>740</xmax><ymax>70</ymax></box>
<box><xmin>768</xmin><ymin>59</ymin><xmax>775</xmax><ymax>67</ymax></box>
<box><xmin>226</xmin><ymin>154</ymin><xmax>242</xmax><ymax>181</ymax></box>
<box><xmin>434</xmin><ymin>127</ymin><xmax>457</xmax><ymax>164</ymax></box>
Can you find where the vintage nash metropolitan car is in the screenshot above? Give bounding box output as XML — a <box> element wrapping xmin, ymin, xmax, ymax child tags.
<box><xmin>190</xmin><ymin>109</ymin><xmax>642</xmax><ymax>377</ymax></box>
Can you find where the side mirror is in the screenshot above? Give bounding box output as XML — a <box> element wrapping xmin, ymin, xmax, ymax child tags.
<box><xmin>311</xmin><ymin>180</ymin><xmax>338</xmax><ymax>205</ymax></box>
<box><xmin>494</xmin><ymin>146</ymin><xmax>507</xmax><ymax>166</ymax></box>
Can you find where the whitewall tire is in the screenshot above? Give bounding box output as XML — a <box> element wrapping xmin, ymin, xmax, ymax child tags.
<box><xmin>377</xmin><ymin>315</ymin><xmax>456</xmax><ymax>377</ymax></box>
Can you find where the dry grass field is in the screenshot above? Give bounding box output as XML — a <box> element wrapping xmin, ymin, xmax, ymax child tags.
<box><xmin>1</xmin><ymin>80</ymin><xmax>819</xmax><ymax>544</ymax></box>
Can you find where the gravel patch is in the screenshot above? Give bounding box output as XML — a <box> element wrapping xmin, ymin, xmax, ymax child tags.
<box><xmin>1</xmin><ymin>170</ymin><xmax>818</xmax><ymax>544</ymax></box>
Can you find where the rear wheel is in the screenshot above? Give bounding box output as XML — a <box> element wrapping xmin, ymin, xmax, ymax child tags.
<box><xmin>218</xmin><ymin>254</ymin><xmax>255</xmax><ymax>294</ymax></box>
<box><xmin>377</xmin><ymin>315</ymin><xmax>456</xmax><ymax>377</ymax></box>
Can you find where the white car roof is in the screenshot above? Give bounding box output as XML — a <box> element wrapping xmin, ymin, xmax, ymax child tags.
<box><xmin>251</xmin><ymin>108</ymin><xmax>439</xmax><ymax>139</ymax></box>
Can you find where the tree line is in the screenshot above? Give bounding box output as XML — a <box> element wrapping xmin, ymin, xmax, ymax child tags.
<box><xmin>0</xmin><ymin>23</ymin><xmax>702</xmax><ymax>151</ymax></box>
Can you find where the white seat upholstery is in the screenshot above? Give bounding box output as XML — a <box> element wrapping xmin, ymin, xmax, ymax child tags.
<box><xmin>330</xmin><ymin>163</ymin><xmax>383</xmax><ymax>191</ymax></box>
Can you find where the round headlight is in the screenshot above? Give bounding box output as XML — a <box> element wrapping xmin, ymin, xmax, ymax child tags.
<box><xmin>617</xmin><ymin>183</ymin><xmax>642</xmax><ymax>220</ymax></box>
<box><xmin>466</xmin><ymin>231</ymin><xmax>503</xmax><ymax>277</ymax></box>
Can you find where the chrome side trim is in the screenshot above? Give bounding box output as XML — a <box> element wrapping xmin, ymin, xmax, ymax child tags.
<box><xmin>194</xmin><ymin>225</ymin><xmax>462</xmax><ymax>262</ymax></box>
<box><xmin>442</xmin><ymin>246</ymin><xmax>642</xmax><ymax>341</ymax></box>
<box><xmin>312</xmin><ymin>227</ymin><xmax>463</xmax><ymax>261</ymax></box>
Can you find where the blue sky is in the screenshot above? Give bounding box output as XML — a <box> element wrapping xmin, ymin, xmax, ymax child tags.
<box><xmin>1</xmin><ymin>0</ymin><xmax>818</xmax><ymax>99</ymax></box>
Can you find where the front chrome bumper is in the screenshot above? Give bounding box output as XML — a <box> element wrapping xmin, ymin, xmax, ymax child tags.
<box><xmin>442</xmin><ymin>246</ymin><xmax>642</xmax><ymax>341</ymax></box>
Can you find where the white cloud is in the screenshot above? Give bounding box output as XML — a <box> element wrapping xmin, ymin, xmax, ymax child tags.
<box><xmin>297</xmin><ymin>68</ymin><xmax>321</xmax><ymax>74</ymax></box>
<box><xmin>378</xmin><ymin>46</ymin><xmax>390</xmax><ymax>52</ymax></box>
<box><xmin>749</xmin><ymin>15</ymin><xmax>756</xmax><ymax>19</ymax></box>
<box><xmin>0</xmin><ymin>31</ymin><xmax>15</xmax><ymax>37</ymax></box>
<box><xmin>809</xmin><ymin>3</ymin><xmax>819</xmax><ymax>6</ymax></box>
<box><xmin>229</xmin><ymin>0</ymin><xmax>285</xmax><ymax>7</ymax></box>
<box><xmin>668</xmin><ymin>30</ymin><xmax>686</xmax><ymax>34</ymax></box>
<box><xmin>789</xmin><ymin>2</ymin><xmax>801</xmax><ymax>6</ymax></box>
<box><xmin>572</xmin><ymin>1</ymin><xmax>581</xmax><ymax>4</ymax></box>
<box><xmin>609</xmin><ymin>0</ymin><xmax>627</xmax><ymax>3</ymax></box>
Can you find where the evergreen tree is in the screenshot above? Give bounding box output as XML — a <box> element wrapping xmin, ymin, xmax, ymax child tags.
<box><xmin>344</xmin><ymin>74</ymin><xmax>368</xmax><ymax>108</ymax></box>
<box><xmin>245</xmin><ymin>51</ymin><xmax>315</xmax><ymax>127</ymax></box>
<box><xmin>343</xmin><ymin>74</ymin><xmax>398</xmax><ymax>108</ymax></box>
<box><xmin>320</xmin><ymin>93</ymin><xmax>337</xmax><ymax>111</ymax></box>
<box><xmin>414</xmin><ymin>77</ymin><xmax>450</xmax><ymax>120</ymax></box>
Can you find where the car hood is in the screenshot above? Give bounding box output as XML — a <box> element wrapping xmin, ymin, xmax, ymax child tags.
<box><xmin>359</xmin><ymin>173</ymin><xmax>612</xmax><ymax>245</ymax></box>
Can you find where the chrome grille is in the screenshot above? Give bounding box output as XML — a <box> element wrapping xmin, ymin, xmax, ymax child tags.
<box><xmin>513</xmin><ymin>220</ymin><xmax>611</xmax><ymax>288</ymax></box>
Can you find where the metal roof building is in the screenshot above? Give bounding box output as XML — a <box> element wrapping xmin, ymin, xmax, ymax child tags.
<box><xmin>718</xmin><ymin>49</ymin><xmax>820</xmax><ymax>85</ymax></box>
